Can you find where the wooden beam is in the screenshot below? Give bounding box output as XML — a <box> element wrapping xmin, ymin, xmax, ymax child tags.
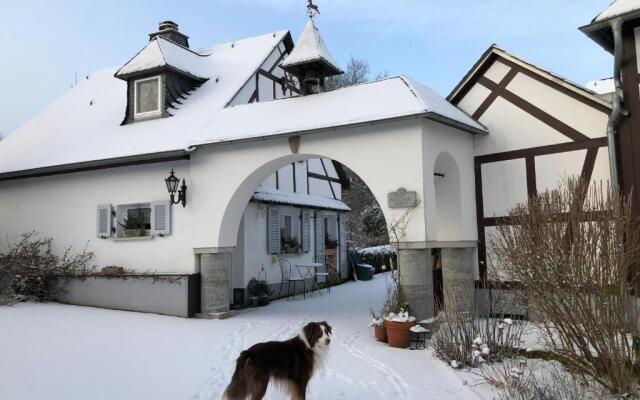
<box><xmin>478</xmin><ymin>76</ymin><xmax>590</xmax><ymax>142</ymax></box>
<box><xmin>475</xmin><ymin>137</ymin><xmax>607</xmax><ymax>164</ymax></box>
<box><xmin>308</xmin><ymin>172</ymin><xmax>341</xmax><ymax>184</ymax></box>
<box><xmin>525</xmin><ymin>156</ymin><xmax>537</xmax><ymax>197</ymax></box>
<box><xmin>472</xmin><ymin>69</ymin><xmax>518</xmax><ymax>120</ymax></box>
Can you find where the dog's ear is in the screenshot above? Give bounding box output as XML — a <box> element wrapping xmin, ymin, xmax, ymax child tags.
<box><xmin>321</xmin><ymin>321</ymin><xmax>332</xmax><ymax>335</ymax></box>
<box><xmin>303</xmin><ymin>322</ymin><xmax>323</xmax><ymax>346</ymax></box>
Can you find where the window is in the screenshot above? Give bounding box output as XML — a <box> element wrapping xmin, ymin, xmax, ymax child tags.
<box><xmin>134</xmin><ymin>76</ymin><xmax>161</xmax><ymax>118</ymax></box>
<box><xmin>280</xmin><ymin>212</ymin><xmax>301</xmax><ymax>254</ymax></box>
<box><xmin>116</xmin><ymin>204</ymin><xmax>152</xmax><ymax>238</ymax></box>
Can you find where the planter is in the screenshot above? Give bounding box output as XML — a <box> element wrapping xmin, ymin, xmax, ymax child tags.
<box><xmin>373</xmin><ymin>324</ymin><xmax>387</xmax><ymax>342</ymax></box>
<box><xmin>384</xmin><ymin>320</ymin><xmax>414</xmax><ymax>348</ymax></box>
<box><xmin>124</xmin><ymin>228</ymin><xmax>146</xmax><ymax>238</ymax></box>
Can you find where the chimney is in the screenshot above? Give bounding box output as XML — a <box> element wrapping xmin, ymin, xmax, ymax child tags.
<box><xmin>149</xmin><ymin>20</ymin><xmax>189</xmax><ymax>48</ymax></box>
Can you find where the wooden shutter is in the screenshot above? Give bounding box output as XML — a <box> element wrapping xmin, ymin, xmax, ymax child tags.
<box><xmin>96</xmin><ymin>204</ymin><xmax>112</xmax><ymax>239</ymax></box>
<box><xmin>339</xmin><ymin>214</ymin><xmax>348</xmax><ymax>280</ymax></box>
<box><xmin>301</xmin><ymin>210</ymin><xmax>311</xmax><ymax>252</ymax></box>
<box><xmin>151</xmin><ymin>201</ymin><xmax>171</xmax><ymax>236</ymax></box>
<box><xmin>314</xmin><ymin>212</ymin><xmax>325</xmax><ymax>263</ymax></box>
<box><xmin>267</xmin><ymin>207</ymin><xmax>280</xmax><ymax>254</ymax></box>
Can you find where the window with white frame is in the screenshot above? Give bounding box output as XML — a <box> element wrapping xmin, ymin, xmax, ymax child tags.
<box><xmin>134</xmin><ymin>76</ymin><xmax>161</xmax><ymax>119</ymax></box>
<box><xmin>116</xmin><ymin>203</ymin><xmax>152</xmax><ymax>238</ymax></box>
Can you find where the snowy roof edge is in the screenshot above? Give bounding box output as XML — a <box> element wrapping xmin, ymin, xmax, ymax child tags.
<box><xmin>252</xmin><ymin>187</ymin><xmax>351</xmax><ymax>212</ymax></box>
<box><xmin>447</xmin><ymin>44</ymin><xmax>613</xmax><ymax>110</ymax></box>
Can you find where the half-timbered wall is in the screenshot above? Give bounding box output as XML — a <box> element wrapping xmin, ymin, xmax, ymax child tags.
<box><xmin>451</xmin><ymin>50</ymin><xmax>612</xmax><ymax>281</ymax></box>
<box><xmin>227</xmin><ymin>39</ymin><xmax>299</xmax><ymax>106</ymax></box>
<box><xmin>258</xmin><ymin>158</ymin><xmax>343</xmax><ymax>200</ymax></box>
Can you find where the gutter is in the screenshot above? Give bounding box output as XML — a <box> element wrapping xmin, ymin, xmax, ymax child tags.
<box><xmin>607</xmin><ymin>18</ymin><xmax>627</xmax><ymax>192</ymax></box>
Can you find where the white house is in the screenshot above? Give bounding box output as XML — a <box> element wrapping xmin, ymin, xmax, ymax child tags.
<box><xmin>0</xmin><ymin>3</ymin><xmax>633</xmax><ymax>319</ymax></box>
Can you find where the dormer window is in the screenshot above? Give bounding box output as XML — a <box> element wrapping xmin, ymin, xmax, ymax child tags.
<box><xmin>134</xmin><ymin>76</ymin><xmax>161</xmax><ymax>119</ymax></box>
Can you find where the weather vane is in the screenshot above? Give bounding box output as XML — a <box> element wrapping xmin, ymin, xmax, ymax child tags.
<box><xmin>306</xmin><ymin>0</ymin><xmax>320</xmax><ymax>18</ymax></box>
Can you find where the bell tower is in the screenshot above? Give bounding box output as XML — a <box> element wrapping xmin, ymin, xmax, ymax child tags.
<box><xmin>281</xmin><ymin>2</ymin><xmax>343</xmax><ymax>95</ymax></box>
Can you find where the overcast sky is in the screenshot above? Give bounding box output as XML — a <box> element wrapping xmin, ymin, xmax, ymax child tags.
<box><xmin>0</xmin><ymin>0</ymin><xmax>612</xmax><ymax>136</ymax></box>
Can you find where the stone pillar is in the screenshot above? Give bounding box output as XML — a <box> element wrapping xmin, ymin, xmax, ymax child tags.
<box><xmin>398</xmin><ymin>245</ymin><xmax>434</xmax><ymax>321</ymax></box>
<box><xmin>195</xmin><ymin>248</ymin><xmax>235</xmax><ymax>319</ymax></box>
<box><xmin>441</xmin><ymin>247</ymin><xmax>475</xmax><ymax>315</ymax></box>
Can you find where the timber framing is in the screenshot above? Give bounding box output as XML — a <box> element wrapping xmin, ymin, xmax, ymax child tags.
<box><xmin>453</xmin><ymin>46</ymin><xmax>613</xmax><ymax>282</ymax></box>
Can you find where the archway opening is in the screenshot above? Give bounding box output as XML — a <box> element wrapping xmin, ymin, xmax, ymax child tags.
<box><xmin>220</xmin><ymin>154</ymin><xmax>393</xmax><ymax>308</ymax></box>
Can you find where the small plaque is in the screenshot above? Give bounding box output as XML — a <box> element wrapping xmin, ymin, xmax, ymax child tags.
<box><xmin>388</xmin><ymin>188</ymin><xmax>418</xmax><ymax>208</ymax></box>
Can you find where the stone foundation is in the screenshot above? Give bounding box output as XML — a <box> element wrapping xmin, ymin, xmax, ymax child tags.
<box><xmin>198</xmin><ymin>250</ymin><xmax>232</xmax><ymax>318</ymax></box>
<box><xmin>398</xmin><ymin>247</ymin><xmax>434</xmax><ymax>320</ymax></box>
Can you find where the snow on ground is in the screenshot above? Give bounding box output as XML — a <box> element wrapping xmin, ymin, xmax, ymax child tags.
<box><xmin>0</xmin><ymin>273</ymin><xmax>492</xmax><ymax>400</ymax></box>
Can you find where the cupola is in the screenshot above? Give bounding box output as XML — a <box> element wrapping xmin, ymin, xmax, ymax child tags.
<box><xmin>114</xmin><ymin>22</ymin><xmax>208</xmax><ymax>124</ymax></box>
<box><xmin>281</xmin><ymin>18</ymin><xmax>343</xmax><ymax>95</ymax></box>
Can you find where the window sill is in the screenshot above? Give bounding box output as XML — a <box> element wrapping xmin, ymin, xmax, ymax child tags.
<box><xmin>113</xmin><ymin>236</ymin><xmax>154</xmax><ymax>242</ymax></box>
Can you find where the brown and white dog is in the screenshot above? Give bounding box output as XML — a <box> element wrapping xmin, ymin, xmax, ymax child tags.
<box><xmin>223</xmin><ymin>321</ymin><xmax>332</xmax><ymax>400</ymax></box>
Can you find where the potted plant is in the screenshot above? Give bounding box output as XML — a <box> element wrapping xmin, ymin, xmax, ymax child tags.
<box><xmin>381</xmin><ymin>273</ymin><xmax>415</xmax><ymax>348</ymax></box>
<box><xmin>369</xmin><ymin>308</ymin><xmax>387</xmax><ymax>342</ymax></box>
<box><xmin>281</xmin><ymin>236</ymin><xmax>299</xmax><ymax>254</ymax></box>
<box><xmin>248</xmin><ymin>277</ymin><xmax>273</xmax><ymax>307</ymax></box>
<box><xmin>119</xmin><ymin>213</ymin><xmax>147</xmax><ymax>237</ymax></box>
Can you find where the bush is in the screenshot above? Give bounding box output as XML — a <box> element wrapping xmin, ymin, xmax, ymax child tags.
<box><xmin>492</xmin><ymin>178</ymin><xmax>640</xmax><ymax>395</ymax></box>
<box><xmin>432</xmin><ymin>289</ymin><xmax>526</xmax><ymax>368</ymax></box>
<box><xmin>0</xmin><ymin>232</ymin><xmax>95</xmax><ymax>305</ymax></box>
<box><xmin>359</xmin><ymin>205</ymin><xmax>388</xmax><ymax>247</ymax></box>
<box><xmin>356</xmin><ymin>245</ymin><xmax>396</xmax><ymax>273</ymax></box>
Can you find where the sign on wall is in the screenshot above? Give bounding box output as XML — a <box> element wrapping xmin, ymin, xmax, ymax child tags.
<box><xmin>387</xmin><ymin>188</ymin><xmax>418</xmax><ymax>208</ymax></box>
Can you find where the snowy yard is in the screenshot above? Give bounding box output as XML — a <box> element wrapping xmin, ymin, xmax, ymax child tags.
<box><xmin>0</xmin><ymin>274</ymin><xmax>492</xmax><ymax>400</ymax></box>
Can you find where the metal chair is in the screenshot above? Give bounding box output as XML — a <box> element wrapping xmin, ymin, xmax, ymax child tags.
<box><xmin>314</xmin><ymin>261</ymin><xmax>330</xmax><ymax>295</ymax></box>
<box><xmin>278</xmin><ymin>258</ymin><xmax>306</xmax><ymax>300</ymax></box>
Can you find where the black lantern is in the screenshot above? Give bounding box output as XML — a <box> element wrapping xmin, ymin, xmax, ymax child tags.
<box><xmin>165</xmin><ymin>169</ymin><xmax>187</xmax><ymax>207</ymax></box>
<box><xmin>409</xmin><ymin>330</ymin><xmax>428</xmax><ymax>350</ymax></box>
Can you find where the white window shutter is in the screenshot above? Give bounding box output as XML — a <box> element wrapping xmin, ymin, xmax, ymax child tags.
<box><xmin>96</xmin><ymin>204</ymin><xmax>113</xmax><ymax>239</ymax></box>
<box><xmin>267</xmin><ymin>207</ymin><xmax>280</xmax><ymax>254</ymax></box>
<box><xmin>315</xmin><ymin>212</ymin><xmax>325</xmax><ymax>263</ymax></box>
<box><xmin>151</xmin><ymin>201</ymin><xmax>171</xmax><ymax>237</ymax></box>
<box><xmin>301</xmin><ymin>210</ymin><xmax>311</xmax><ymax>252</ymax></box>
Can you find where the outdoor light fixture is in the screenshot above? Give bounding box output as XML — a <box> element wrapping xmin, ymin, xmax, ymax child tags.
<box><xmin>165</xmin><ymin>169</ymin><xmax>187</xmax><ymax>207</ymax></box>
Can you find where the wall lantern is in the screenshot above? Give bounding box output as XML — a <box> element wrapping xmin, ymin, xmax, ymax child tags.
<box><xmin>165</xmin><ymin>169</ymin><xmax>187</xmax><ymax>207</ymax></box>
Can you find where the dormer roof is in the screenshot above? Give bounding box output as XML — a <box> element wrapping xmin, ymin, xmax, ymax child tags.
<box><xmin>281</xmin><ymin>19</ymin><xmax>342</xmax><ymax>76</ymax></box>
<box><xmin>115</xmin><ymin>36</ymin><xmax>208</xmax><ymax>81</ymax></box>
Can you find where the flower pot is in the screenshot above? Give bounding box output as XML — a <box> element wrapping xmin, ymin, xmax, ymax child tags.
<box><xmin>384</xmin><ymin>320</ymin><xmax>414</xmax><ymax>348</ymax></box>
<box><xmin>373</xmin><ymin>325</ymin><xmax>387</xmax><ymax>342</ymax></box>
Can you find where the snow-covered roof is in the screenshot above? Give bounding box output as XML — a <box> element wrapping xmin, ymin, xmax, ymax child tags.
<box><xmin>115</xmin><ymin>37</ymin><xmax>209</xmax><ymax>80</ymax></box>
<box><xmin>281</xmin><ymin>19</ymin><xmax>342</xmax><ymax>75</ymax></box>
<box><xmin>0</xmin><ymin>30</ymin><xmax>484</xmax><ymax>179</ymax></box>
<box><xmin>0</xmin><ymin>31</ymin><xmax>289</xmax><ymax>176</ymax></box>
<box><xmin>252</xmin><ymin>186</ymin><xmax>351</xmax><ymax>211</ymax></box>
<box><xmin>580</xmin><ymin>1</ymin><xmax>640</xmax><ymax>53</ymax></box>
<box><xmin>192</xmin><ymin>76</ymin><xmax>485</xmax><ymax>147</ymax></box>
<box><xmin>586</xmin><ymin>78</ymin><xmax>615</xmax><ymax>95</ymax></box>
<box><xmin>593</xmin><ymin>0</ymin><xmax>640</xmax><ymax>23</ymax></box>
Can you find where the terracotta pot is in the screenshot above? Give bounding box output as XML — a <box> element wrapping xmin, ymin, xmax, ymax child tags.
<box><xmin>384</xmin><ymin>320</ymin><xmax>414</xmax><ymax>348</ymax></box>
<box><xmin>373</xmin><ymin>325</ymin><xmax>387</xmax><ymax>342</ymax></box>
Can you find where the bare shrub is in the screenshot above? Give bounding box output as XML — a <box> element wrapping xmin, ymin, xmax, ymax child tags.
<box><xmin>482</xmin><ymin>360</ymin><xmax>601</xmax><ymax>400</ymax></box>
<box><xmin>491</xmin><ymin>178</ymin><xmax>640</xmax><ymax>395</ymax></box>
<box><xmin>432</xmin><ymin>289</ymin><xmax>526</xmax><ymax>368</ymax></box>
<box><xmin>0</xmin><ymin>232</ymin><xmax>95</xmax><ymax>305</ymax></box>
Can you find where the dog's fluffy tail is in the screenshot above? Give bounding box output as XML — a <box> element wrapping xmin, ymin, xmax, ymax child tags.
<box><xmin>223</xmin><ymin>351</ymin><xmax>250</xmax><ymax>400</ymax></box>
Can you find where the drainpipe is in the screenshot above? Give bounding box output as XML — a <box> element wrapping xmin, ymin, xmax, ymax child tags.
<box><xmin>607</xmin><ymin>18</ymin><xmax>627</xmax><ymax>193</ymax></box>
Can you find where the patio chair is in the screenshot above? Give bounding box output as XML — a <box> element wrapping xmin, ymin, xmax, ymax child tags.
<box><xmin>348</xmin><ymin>252</ymin><xmax>375</xmax><ymax>281</ymax></box>
<box><xmin>314</xmin><ymin>262</ymin><xmax>330</xmax><ymax>295</ymax></box>
<box><xmin>278</xmin><ymin>258</ymin><xmax>306</xmax><ymax>300</ymax></box>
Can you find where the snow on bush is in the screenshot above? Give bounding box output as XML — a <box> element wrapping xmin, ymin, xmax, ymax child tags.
<box><xmin>0</xmin><ymin>232</ymin><xmax>96</xmax><ymax>305</ymax></box>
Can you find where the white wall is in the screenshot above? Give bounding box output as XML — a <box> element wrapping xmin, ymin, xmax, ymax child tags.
<box><xmin>0</xmin><ymin>160</ymin><xmax>194</xmax><ymax>273</ymax></box>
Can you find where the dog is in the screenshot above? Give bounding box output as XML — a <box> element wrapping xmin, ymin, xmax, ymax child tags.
<box><xmin>223</xmin><ymin>321</ymin><xmax>332</xmax><ymax>400</ymax></box>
